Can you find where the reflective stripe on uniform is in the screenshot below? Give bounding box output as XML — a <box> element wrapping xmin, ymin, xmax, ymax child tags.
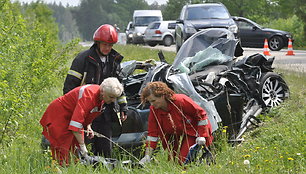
<box><xmin>198</xmin><ymin>119</ymin><xmax>208</xmax><ymax>126</ymax></box>
<box><xmin>146</xmin><ymin>136</ymin><xmax>158</xmax><ymax>142</ymax></box>
<box><xmin>69</xmin><ymin>120</ymin><xmax>83</xmax><ymax>129</ymax></box>
<box><xmin>78</xmin><ymin>84</ymin><xmax>91</xmax><ymax>99</ymax></box>
<box><xmin>68</xmin><ymin>70</ymin><xmax>83</xmax><ymax>80</ymax></box>
<box><xmin>117</xmin><ymin>96</ymin><xmax>127</xmax><ymax>104</ymax></box>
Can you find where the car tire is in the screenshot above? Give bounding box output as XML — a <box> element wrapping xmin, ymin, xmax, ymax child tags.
<box><xmin>121</xmin><ymin>107</ymin><xmax>144</xmax><ymax>133</ymax></box>
<box><xmin>268</xmin><ymin>36</ymin><xmax>284</xmax><ymax>51</ymax></box>
<box><xmin>148</xmin><ymin>42</ymin><xmax>157</xmax><ymax>47</ymax></box>
<box><xmin>163</xmin><ymin>36</ymin><xmax>173</xmax><ymax>47</ymax></box>
<box><xmin>259</xmin><ymin>72</ymin><xmax>289</xmax><ymax>108</ymax></box>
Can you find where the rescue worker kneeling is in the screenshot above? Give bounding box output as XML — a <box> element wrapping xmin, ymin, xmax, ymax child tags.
<box><xmin>139</xmin><ymin>81</ymin><xmax>213</xmax><ymax>165</ymax></box>
<box><xmin>40</xmin><ymin>77</ymin><xmax>123</xmax><ymax>166</ymax></box>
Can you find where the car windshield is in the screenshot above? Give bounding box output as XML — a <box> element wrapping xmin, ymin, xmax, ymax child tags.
<box><xmin>172</xmin><ymin>28</ymin><xmax>237</xmax><ymax>74</ymax></box>
<box><xmin>135</xmin><ymin>16</ymin><xmax>161</xmax><ymax>26</ymax></box>
<box><xmin>186</xmin><ymin>6</ymin><xmax>230</xmax><ymax>20</ymax></box>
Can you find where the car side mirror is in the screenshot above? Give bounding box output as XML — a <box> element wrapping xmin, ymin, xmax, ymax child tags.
<box><xmin>252</xmin><ymin>26</ymin><xmax>258</xmax><ymax>31</ymax></box>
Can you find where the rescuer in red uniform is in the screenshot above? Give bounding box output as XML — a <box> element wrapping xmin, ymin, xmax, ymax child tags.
<box><xmin>139</xmin><ymin>81</ymin><xmax>213</xmax><ymax>165</ymax></box>
<box><xmin>63</xmin><ymin>24</ymin><xmax>128</xmax><ymax>158</ymax></box>
<box><xmin>40</xmin><ymin>77</ymin><xmax>123</xmax><ymax>166</ymax></box>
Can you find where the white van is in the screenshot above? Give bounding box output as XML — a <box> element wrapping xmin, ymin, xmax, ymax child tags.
<box><xmin>130</xmin><ymin>10</ymin><xmax>163</xmax><ymax>44</ymax></box>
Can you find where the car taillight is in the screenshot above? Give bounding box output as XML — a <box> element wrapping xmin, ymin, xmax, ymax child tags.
<box><xmin>155</xmin><ymin>30</ymin><xmax>162</xmax><ymax>34</ymax></box>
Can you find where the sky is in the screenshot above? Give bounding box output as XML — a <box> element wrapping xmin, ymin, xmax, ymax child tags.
<box><xmin>13</xmin><ymin>0</ymin><xmax>168</xmax><ymax>6</ymax></box>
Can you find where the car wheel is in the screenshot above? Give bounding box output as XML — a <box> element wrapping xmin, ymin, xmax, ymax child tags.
<box><xmin>268</xmin><ymin>36</ymin><xmax>284</xmax><ymax>51</ymax></box>
<box><xmin>148</xmin><ymin>42</ymin><xmax>157</xmax><ymax>47</ymax></box>
<box><xmin>163</xmin><ymin>36</ymin><xmax>173</xmax><ymax>47</ymax></box>
<box><xmin>259</xmin><ymin>72</ymin><xmax>289</xmax><ymax>108</ymax></box>
<box><xmin>121</xmin><ymin>107</ymin><xmax>144</xmax><ymax>133</ymax></box>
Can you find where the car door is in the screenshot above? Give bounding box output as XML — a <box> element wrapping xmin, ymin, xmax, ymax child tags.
<box><xmin>236</xmin><ymin>19</ymin><xmax>264</xmax><ymax>47</ymax></box>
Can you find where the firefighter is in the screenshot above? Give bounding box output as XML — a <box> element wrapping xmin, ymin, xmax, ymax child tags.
<box><xmin>40</xmin><ymin>77</ymin><xmax>124</xmax><ymax>166</ymax></box>
<box><xmin>63</xmin><ymin>24</ymin><xmax>128</xmax><ymax>157</ymax></box>
<box><xmin>139</xmin><ymin>81</ymin><xmax>213</xmax><ymax>165</ymax></box>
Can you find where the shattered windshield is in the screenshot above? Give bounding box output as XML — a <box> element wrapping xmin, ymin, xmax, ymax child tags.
<box><xmin>172</xmin><ymin>28</ymin><xmax>238</xmax><ymax>74</ymax></box>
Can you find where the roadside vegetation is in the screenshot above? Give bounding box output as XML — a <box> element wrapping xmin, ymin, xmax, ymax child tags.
<box><xmin>0</xmin><ymin>1</ymin><xmax>304</xmax><ymax>173</ymax></box>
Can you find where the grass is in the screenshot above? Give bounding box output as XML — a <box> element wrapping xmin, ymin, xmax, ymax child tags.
<box><xmin>0</xmin><ymin>45</ymin><xmax>305</xmax><ymax>174</ymax></box>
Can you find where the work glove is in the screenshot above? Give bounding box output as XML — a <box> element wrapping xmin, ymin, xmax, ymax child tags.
<box><xmin>79</xmin><ymin>143</ymin><xmax>88</xmax><ymax>157</ymax></box>
<box><xmin>196</xmin><ymin>137</ymin><xmax>206</xmax><ymax>146</ymax></box>
<box><xmin>139</xmin><ymin>155</ymin><xmax>151</xmax><ymax>165</ymax></box>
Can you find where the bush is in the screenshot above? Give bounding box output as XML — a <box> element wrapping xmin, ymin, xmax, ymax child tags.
<box><xmin>264</xmin><ymin>15</ymin><xmax>306</xmax><ymax>48</ymax></box>
<box><xmin>0</xmin><ymin>0</ymin><xmax>79</xmax><ymax>146</ymax></box>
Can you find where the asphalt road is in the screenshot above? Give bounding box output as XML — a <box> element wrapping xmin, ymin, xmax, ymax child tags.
<box><xmin>80</xmin><ymin>42</ymin><xmax>306</xmax><ymax>73</ymax></box>
<box><xmin>143</xmin><ymin>45</ymin><xmax>306</xmax><ymax>73</ymax></box>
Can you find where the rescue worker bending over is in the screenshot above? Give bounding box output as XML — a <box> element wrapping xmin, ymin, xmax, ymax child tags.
<box><xmin>63</xmin><ymin>24</ymin><xmax>128</xmax><ymax>158</ymax></box>
<box><xmin>40</xmin><ymin>77</ymin><xmax>123</xmax><ymax>166</ymax></box>
<box><xmin>139</xmin><ymin>81</ymin><xmax>213</xmax><ymax>165</ymax></box>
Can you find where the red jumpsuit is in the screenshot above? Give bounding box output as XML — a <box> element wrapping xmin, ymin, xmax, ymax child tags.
<box><xmin>145</xmin><ymin>94</ymin><xmax>213</xmax><ymax>163</ymax></box>
<box><xmin>40</xmin><ymin>84</ymin><xmax>104</xmax><ymax>165</ymax></box>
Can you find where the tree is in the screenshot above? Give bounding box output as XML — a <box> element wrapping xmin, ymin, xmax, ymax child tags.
<box><xmin>72</xmin><ymin>0</ymin><xmax>150</xmax><ymax>41</ymax></box>
<box><xmin>48</xmin><ymin>3</ymin><xmax>80</xmax><ymax>42</ymax></box>
<box><xmin>163</xmin><ymin>0</ymin><xmax>189</xmax><ymax>20</ymax></box>
<box><xmin>274</xmin><ymin>0</ymin><xmax>306</xmax><ymax>38</ymax></box>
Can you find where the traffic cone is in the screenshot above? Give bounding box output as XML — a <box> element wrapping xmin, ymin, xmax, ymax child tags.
<box><xmin>263</xmin><ymin>38</ymin><xmax>271</xmax><ymax>56</ymax></box>
<box><xmin>286</xmin><ymin>38</ymin><xmax>295</xmax><ymax>56</ymax></box>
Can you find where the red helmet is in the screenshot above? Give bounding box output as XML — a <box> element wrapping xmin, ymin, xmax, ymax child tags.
<box><xmin>93</xmin><ymin>24</ymin><xmax>118</xmax><ymax>43</ymax></box>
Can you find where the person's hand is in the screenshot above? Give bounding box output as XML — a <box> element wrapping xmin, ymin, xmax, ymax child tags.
<box><xmin>120</xmin><ymin>112</ymin><xmax>127</xmax><ymax>122</ymax></box>
<box><xmin>196</xmin><ymin>137</ymin><xmax>206</xmax><ymax>146</ymax></box>
<box><xmin>79</xmin><ymin>143</ymin><xmax>88</xmax><ymax>157</ymax></box>
<box><xmin>139</xmin><ymin>155</ymin><xmax>151</xmax><ymax>165</ymax></box>
<box><xmin>86</xmin><ymin>125</ymin><xmax>94</xmax><ymax>139</ymax></box>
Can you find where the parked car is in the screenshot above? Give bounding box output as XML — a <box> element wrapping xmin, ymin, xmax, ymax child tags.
<box><xmin>130</xmin><ymin>10</ymin><xmax>163</xmax><ymax>44</ymax></box>
<box><xmin>233</xmin><ymin>16</ymin><xmax>293</xmax><ymax>51</ymax></box>
<box><xmin>144</xmin><ymin>20</ymin><xmax>176</xmax><ymax>47</ymax></box>
<box><xmin>125</xmin><ymin>21</ymin><xmax>134</xmax><ymax>44</ymax></box>
<box><xmin>175</xmin><ymin>3</ymin><xmax>238</xmax><ymax>52</ymax></box>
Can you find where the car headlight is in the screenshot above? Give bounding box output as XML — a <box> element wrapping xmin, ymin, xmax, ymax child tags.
<box><xmin>228</xmin><ymin>24</ymin><xmax>238</xmax><ymax>34</ymax></box>
<box><xmin>185</xmin><ymin>25</ymin><xmax>197</xmax><ymax>34</ymax></box>
<box><xmin>285</xmin><ymin>34</ymin><xmax>292</xmax><ymax>38</ymax></box>
<box><xmin>128</xmin><ymin>34</ymin><xmax>133</xmax><ymax>38</ymax></box>
<box><xmin>136</xmin><ymin>32</ymin><xmax>142</xmax><ymax>36</ymax></box>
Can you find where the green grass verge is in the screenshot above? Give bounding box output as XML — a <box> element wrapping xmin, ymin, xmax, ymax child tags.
<box><xmin>0</xmin><ymin>45</ymin><xmax>304</xmax><ymax>174</ymax></box>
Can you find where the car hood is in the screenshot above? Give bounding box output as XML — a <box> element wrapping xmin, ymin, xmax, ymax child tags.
<box><xmin>261</xmin><ymin>27</ymin><xmax>290</xmax><ymax>35</ymax></box>
<box><xmin>133</xmin><ymin>26</ymin><xmax>147</xmax><ymax>34</ymax></box>
<box><xmin>186</xmin><ymin>19</ymin><xmax>235</xmax><ymax>29</ymax></box>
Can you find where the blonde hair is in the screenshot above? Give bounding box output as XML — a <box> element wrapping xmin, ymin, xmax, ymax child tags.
<box><xmin>141</xmin><ymin>81</ymin><xmax>175</xmax><ymax>103</ymax></box>
<box><xmin>100</xmin><ymin>77</ymin><xmax>123</xmax><ymax>97</ymax></box>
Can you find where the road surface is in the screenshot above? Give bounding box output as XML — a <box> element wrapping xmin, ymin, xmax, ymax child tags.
<box><xmin>143</xmin><ymin>45</ymin><xmax>306</xmax><ymax>73</ymax></box>
<box><xmin>80</xmin><ymin>42</ymin><xmax>306</xmax><ymax>73</ymax></box>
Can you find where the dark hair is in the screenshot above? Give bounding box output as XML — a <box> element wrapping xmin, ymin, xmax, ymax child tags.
<box><xmin>141</xmin><ymin>81</ymin><xmax>175</xmax><ymax>103</ymax></box>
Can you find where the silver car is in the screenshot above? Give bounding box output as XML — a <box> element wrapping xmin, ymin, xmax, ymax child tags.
<box><xmin>144</xmin><ymin>20</ymin><xmax>176</xmax><ymax>47</ymax></box>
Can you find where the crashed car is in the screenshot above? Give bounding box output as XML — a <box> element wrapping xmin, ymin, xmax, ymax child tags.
<box><xmin>112</xmin><ymin>28</ymin><xmax>289</xmax><ymax>150</ymax></box>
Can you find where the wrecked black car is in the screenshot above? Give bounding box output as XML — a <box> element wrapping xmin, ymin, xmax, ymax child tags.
<box><xmin>112</xmin><ymin>28</ymin><xmax>290</xmax><ymax>150</ymax></box>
